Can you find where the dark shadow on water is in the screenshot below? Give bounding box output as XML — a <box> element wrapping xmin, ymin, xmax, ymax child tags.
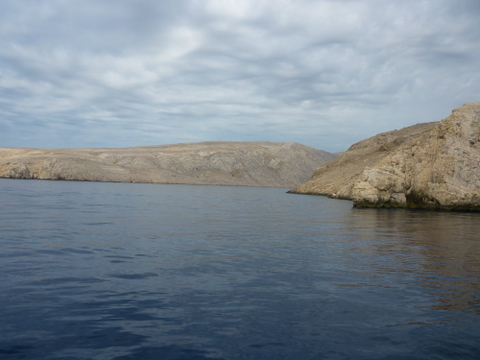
<box><xmin>112</xmin><ymin>345</ymin><xmax>224</xmax><ymax>360</ymax></box>
<box><xmin>0</xmin><ymin>326</ymin><xmax>147</xmax><ymax>360</ymax></box>
<box><xmin>110</xmin><ymin>272</ymin><xmax>159</xmax><ymax>280</ymax></box>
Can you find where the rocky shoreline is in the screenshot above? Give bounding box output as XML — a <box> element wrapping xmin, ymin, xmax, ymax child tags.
<box><xmin>289</xmin><ymin>102</ymin><xmax>480</xmax><ymax>211</ymax></box>
<box><xmin>2</xmin><ymin>103</ymin><xmax>480</xmax><ymax>211</ymax></box>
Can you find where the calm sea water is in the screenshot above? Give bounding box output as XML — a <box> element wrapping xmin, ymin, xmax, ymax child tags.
<box><xmin>1</xmin><ymin>179</ymin><xmax>480</xmax><ymax>360</ymax></box>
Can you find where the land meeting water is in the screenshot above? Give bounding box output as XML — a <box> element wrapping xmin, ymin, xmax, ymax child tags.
<box><xmin>1</xmin><ymin>179</ymin><xmax>479</xmax><ymax>360</ymax></box>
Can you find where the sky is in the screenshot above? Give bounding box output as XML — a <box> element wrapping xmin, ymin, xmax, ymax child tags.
<box><xmin>1</xmin><ymin>0</ymin><xmax>479</xmax><ymax>152</ymax></box>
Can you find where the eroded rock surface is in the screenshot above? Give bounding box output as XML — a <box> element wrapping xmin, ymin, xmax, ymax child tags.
<box><xmin>290</xmin><ymin>102</ymin><xmax>480</xmax><ymax>211</ymax></box>
<box><xmin>288</xmin><ymin>122</ymin><xmax>437</xmax><ymax>199</ymax></box>
<box><xmin>0</xmin><ymin>141</ymin><xmax>336</xmax><ymax>188</ymax></box>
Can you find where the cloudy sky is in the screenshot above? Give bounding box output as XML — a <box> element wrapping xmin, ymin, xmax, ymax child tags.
<box><xmin>1</xmin><ymin>0</ymin><xmax>479</xmax><ymax>152</ymax></box>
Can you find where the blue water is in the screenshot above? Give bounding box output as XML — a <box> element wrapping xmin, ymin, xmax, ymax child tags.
<box><xmin>1</xmin><ymin>179</ymin><xmax>479</xmax><ymax>360</ymax></box>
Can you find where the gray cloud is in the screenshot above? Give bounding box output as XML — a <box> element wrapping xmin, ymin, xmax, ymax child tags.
<box><xmin>1</xmin><ymin>0</ymin><xmax>479</xmax><ymax>151</ymax></box>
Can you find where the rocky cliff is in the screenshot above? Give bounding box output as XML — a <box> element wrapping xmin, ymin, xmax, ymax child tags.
<box><xmin>289</xmin><ymin>102</ymin><xmax>480</xmax><ymax>211</ymax></box>
<box><xmin>288</xmin><ymin>122</ymin><xmax>437</xmax><ymax>198</ymax></box>
<box><xmin>0</xmin><ymin>141</ymin><xmax>336</xmax><ymax>188</ymax></box>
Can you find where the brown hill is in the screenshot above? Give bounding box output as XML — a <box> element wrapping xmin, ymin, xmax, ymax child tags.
<box><xmin>0</xmin><ymin>141</ymin><xmax>336</xmax><ymax>188</ymax></box>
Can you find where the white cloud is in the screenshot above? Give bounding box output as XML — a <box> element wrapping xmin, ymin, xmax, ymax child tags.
<box><xmin>0</xmin><ymin>0</ymin><xmax>479</xmax><ymax>151</ymax></box>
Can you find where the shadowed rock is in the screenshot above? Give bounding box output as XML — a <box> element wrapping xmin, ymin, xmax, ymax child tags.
<box><xmin>0</xmin><ymin>141</ymin><xmax>336</xmax><ymax>188</ymax></box>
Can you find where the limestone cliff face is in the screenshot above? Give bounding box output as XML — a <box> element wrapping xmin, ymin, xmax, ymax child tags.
<box><xmin>290</xmin><ymin>102</ymin><xmax>480</xmax><ymax>211</ymax></box>
<box><xmin>0</xmin><ymin>141</ymin><xmax>336</xmax><ymax>188</ymax></box>
<box><xmin>353</xmin><ymin>102</ymin><xmax>480</xmax><ymax>210</ymax></box>
<box><xmin>288</xmin><ymin>122</ymin><xmax>437</xmax><ymax>199</ymax></box>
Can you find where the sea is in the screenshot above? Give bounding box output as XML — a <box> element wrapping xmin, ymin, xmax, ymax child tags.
<box><xmin>1</xmin><ymin>178</ymin><xmax>479</xmax><ymax>360</ymax></box>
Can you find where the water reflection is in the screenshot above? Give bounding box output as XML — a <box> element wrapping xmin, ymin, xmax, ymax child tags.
<box><xmin>348</xmin><ymin>208</ymin><xmax>480</xmax><ymax>315</ymax></box>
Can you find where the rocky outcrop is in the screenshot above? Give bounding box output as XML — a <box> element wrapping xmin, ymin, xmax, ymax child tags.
<box><xmin>290</xmin><ymin>102</ymin><xmax>480</xmax><ymax>211</ymax></box>
<box><xmin>0</xmin><ymin>141</ymin><xmax>336</xmax><ymax>188</ymax></box>
<box><xmin>288</xmin><ymin>122</ymin><xmax>437</xmax><ymax>198</ymax></box>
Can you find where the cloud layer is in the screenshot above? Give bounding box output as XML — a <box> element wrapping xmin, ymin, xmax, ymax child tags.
<box><xmin>1</xmin><ymin>0</ymin><xmax>479</xmax><ymax>151</ymax></box>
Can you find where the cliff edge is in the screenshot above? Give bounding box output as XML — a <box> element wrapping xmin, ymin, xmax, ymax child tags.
<box><xmin>289</xmin><ymin>102</ymin><xmax>480</xmax><ymax>211</ymax></box>
<box><xmin>0</xmin><ymin>141</ymin><xmax>336</xmax><ymax>188</ymax></box>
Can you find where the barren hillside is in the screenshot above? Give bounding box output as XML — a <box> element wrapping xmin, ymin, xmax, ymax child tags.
<box><xmin>0</xmin><ymin>141</ymin><xmax>336</xmax><ymax>188</ymax></box>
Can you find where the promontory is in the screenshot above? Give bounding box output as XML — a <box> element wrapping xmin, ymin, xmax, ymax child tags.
<box><xmin>0</xmin><ymin>141</ymin><xmax>336</xmax><ymax>188</ymax></box>
<box><xmin>289</xmin><ymin>102</ymin><xmax>480</xmax><ymax>211</ymax></box>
